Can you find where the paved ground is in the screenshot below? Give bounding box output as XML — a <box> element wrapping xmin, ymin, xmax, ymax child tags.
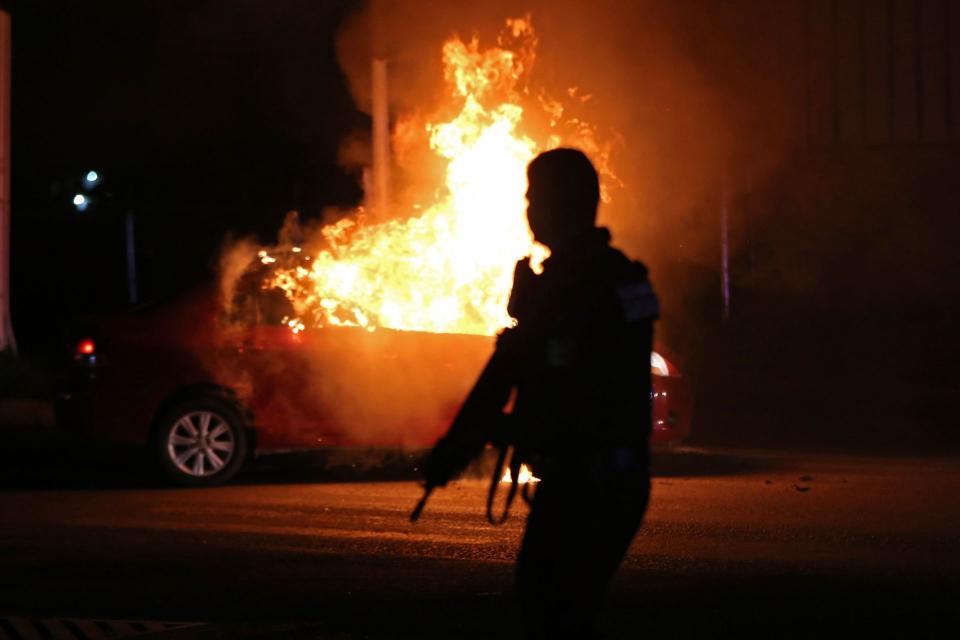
<box><xmin>1</xmin><ymin>423</ymin><xmax>959</xmax><ymax>638</ymax></box>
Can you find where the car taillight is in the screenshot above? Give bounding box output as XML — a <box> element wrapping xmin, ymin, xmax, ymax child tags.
<box><xmin>75</xmin><ymin>338</ymin><xmax>96</xmax><ymax>357</ymax></box>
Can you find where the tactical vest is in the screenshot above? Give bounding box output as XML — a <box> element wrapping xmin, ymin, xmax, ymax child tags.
<box><xmin>499</xmin><ymin>233</ymin><xmax>659</xmax><ymax>456</ymax></box>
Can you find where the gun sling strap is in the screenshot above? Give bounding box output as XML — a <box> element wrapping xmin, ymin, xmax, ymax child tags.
<box><xmin>486</xmin><ymin>445</ymin><xmax>533</xmax><ymax>525</ymax></box>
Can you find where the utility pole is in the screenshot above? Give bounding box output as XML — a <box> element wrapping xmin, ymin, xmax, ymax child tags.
<box><xmin>368</xmin><ymin>0</ymin><xmax>390</xmax><ymax>221</ymax></box>
<box><xmin>125</xmin><ymin>212</ymin><xmax>138</xmax><ymax>306</ymax></box>
<box><xmin>720</xmin><ymin>173</ymin><xmax>731</xmax><ymax>322</ymax></box>
<box><xmin>0</xmin><ymin>5</ymin><xmax>16</xmax><ymax>353</ymax></box>
<box><xmin>371</xmin><ymin>57</ymin><xmax>391</xmax><ymax>220</ymax></box>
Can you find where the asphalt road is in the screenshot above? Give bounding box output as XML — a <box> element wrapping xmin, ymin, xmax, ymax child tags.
<box><xmin>1</xmin><ymin>425</ymin><xmax>959</xmax><ymax>638</ymax></box>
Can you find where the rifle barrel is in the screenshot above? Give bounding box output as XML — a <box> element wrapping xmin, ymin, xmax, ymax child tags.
<box><xmin>409</xmin><ymin>486</ymin><xmax>434</xmax><ymax>522</ymax></box>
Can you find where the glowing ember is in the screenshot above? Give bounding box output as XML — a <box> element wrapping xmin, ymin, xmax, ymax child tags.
<box><xmin>501</xmin><ymin>463</ymin><xmax>540</xmax><ymax>485</ymax></box>
<box><xmin>256</xmin><ymin>16</ymin><xmax>613</xmax><ymax>337</ymax></box>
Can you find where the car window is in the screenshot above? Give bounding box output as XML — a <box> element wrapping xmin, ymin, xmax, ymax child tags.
<box><xmin>227</xmin><ymin>266</ymin><xmax>295</xmax><ymax>327</ymax></box>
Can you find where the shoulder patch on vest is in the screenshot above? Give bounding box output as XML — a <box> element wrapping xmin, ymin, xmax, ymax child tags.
<box><xmin>616</xmin><ymin>281</ymin><xmax>659</xmax><ymax>322</ymax></box>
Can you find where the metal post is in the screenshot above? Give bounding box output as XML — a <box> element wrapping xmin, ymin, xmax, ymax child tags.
<box><xmin>371</xmin><ymin>57</ymin><xmax>391</xmax><ymax>220</ymax></box>
<box><xmin>125</xmin><ymin>212</ymin><xmax>138</xmax><ymax>306</ymax></box>
<box><xmin>0</xmin><ymin>8</ymin><xmax>16</xmax><ymax>353</ymax></box>
<box><xmin>946</xmin><ymin>0</ymin><xmax>953</xmax><ymax>139</ymax></box>
<box><xmin>720</xmin><ymin>174</ymin><xmax>731</xmax><ymax>322</ymax></box>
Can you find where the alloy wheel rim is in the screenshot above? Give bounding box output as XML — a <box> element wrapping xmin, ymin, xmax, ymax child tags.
<box><xmin>166</xmin><ymin>411</ymin><xmax>235</xmax><ymax>477</ymax></box>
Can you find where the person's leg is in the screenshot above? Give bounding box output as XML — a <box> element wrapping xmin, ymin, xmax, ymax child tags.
<box><xmin>515</xmin><ymin>471</ymin><xmax>649</xmax><ymax>639</ymax></box>
<box><xmin>578</xmin><ymin>470</ymin><xmax>651</xmax><ymax>627</ymax></box>
<box><xmin>516</xmin><ymin>479</ymin><xmax>566</xmax><ymax>639</ymax></box>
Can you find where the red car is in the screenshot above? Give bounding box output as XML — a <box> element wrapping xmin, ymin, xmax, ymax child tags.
<box><xmin>57</xmin><ymin>283</ymin><xmax>692</xmax><ymax>486</ymax></box>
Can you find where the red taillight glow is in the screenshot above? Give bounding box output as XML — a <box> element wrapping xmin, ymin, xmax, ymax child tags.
<box><xmin>76</xmin><ymin>338</ymin><xmax>96</xmax><ymax>356</ymax></box>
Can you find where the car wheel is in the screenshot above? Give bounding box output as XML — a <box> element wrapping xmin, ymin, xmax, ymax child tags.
<box><xmin>153</xmin><ymin>396</ymin><xmax>248</xmax><ymax>487</ymax></box>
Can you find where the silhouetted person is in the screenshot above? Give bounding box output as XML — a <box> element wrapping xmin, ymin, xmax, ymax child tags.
<box><xmin>423</xmin><ymin>148</ymin><xmax>659</xmax><ymax>638</ymax></box>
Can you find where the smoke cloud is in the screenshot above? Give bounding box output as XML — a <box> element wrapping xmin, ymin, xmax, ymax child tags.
<box><xmin>215</xmin><ymin>216</ymin><xmax>494</xmax><ymax>449</ymax></box>
<box><xmin>321</xmin><ymin>0</ymin><xmax>960</xmax><ymax>449</ymax></box>
<box><xmin>335</xmin><ymin>0</ymin><xmax>802</xmax><ymax>264</ymax></box>
<box><xmin>330</xmin><ymin>0</ymin><xmax>811</xmax><ymax>378</ymax></box>
<box><xmin>214</xmin><ymin>0</ymin><xmax>821</xmax><ymax>448</ymax></box>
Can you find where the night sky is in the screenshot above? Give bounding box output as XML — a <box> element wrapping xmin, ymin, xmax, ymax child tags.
<box><xmin>11</xmin><ymin>0</ymin><xmax>366</xmax><ymax>350</ymax></box>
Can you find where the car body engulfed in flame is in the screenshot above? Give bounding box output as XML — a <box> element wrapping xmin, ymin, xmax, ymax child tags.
<box><xmin>56</xmin><ymin>16</ymin><xmax>691</xmax><ymax>489</ymax></box>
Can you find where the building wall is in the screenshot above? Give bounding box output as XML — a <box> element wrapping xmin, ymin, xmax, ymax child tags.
<box><xmin>796</xmin><ymin>0</ymin><xmax>959</xmax><ymax>146</ymax></box>
<box><xmin>688</xmin><ymin>1</ymin><xmax>960</xmax><ymax>448</ymax></box>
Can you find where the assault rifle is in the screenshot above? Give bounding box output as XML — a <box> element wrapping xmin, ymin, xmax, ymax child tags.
<box><xmin>410</xmin><ymin>340</ymin><xmax>525</xmax><ymax>524</ymax></box>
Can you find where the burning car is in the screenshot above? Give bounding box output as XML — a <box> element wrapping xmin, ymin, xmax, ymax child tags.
<box><xmin>56</xmin><ymin>16</ymin><xmax>692</xmax><ymax>486</ymax></box>
<box><xmin>55</xmin><ymin>264</ymin><xmax>691</xmax><ymax>487</ymax></box>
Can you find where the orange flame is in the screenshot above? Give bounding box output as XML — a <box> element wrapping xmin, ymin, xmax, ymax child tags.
<box><xmin>261</xmin><ymin>16</ymin><xmax>615</xmax><ymax>337</ymax></box>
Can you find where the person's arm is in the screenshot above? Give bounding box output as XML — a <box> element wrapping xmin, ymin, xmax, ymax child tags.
<box><xmin>422</xmin><ymin>258</ymin><xmax>541</xmax><ymax>488</ymax></box>
<box><xmin>422</xmin><ymin>338</ymin><xmax>517</xmax><ymax>487</ymax></box>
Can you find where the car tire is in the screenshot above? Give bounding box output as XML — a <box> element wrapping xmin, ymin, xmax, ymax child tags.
<box><xmin>153</xmin><ymin>395</ymin><xmax>248</xmax><ymax>487</ymax></box>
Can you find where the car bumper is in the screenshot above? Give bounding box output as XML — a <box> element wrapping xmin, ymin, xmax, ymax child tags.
<box><xmin>651</xmin><ymin>375</ymin><xmax>693</xmax><ymax>445</ymax></box>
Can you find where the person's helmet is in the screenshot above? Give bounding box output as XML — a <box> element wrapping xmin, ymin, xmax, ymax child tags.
<box><xmin>526</xmin><ymin>148</ymin><xmax>600</xmax><ymax>247</ymax></box>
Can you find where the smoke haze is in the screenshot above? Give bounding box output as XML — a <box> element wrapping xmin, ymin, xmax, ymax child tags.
<box><xmin>220</xmin><ymin>0</ymin><xmax>960</xmax><ymax>449</ymax></box>
<box><xmin>335</xmin><ymin>1</ymin><xmax>803</xmax><ymax>267</ymax></box>
<box><xmin>215</xmin><ymin>0</ymin><xmax>806</xmax><ymax>431</ymax></box>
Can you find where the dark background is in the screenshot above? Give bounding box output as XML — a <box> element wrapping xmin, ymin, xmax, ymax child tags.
<box><xmin>7</xmin><ymin>0</ymin><xmax>960</xmax><ymax>451</ymax></box>
<box><xmin>11</xmin><ymin>0</ymin><xmax>366</xmax><ymax>344</ymax></box>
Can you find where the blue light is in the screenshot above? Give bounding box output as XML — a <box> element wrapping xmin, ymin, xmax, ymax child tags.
<box><xmin>73</xmin><ymin>193</ymin><xmax>89</xmax><ymax>212</ymax></box>
<box><xmin>84</xmin><ymin>170</ymin><xmax>100</xmax><ymax>186</ymax></box>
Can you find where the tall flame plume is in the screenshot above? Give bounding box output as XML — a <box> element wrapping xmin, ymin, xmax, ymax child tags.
<box><xmin>256</xmin><ymin>16</ymin><xmax>615</xmax><ymax>337</ymax></box>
